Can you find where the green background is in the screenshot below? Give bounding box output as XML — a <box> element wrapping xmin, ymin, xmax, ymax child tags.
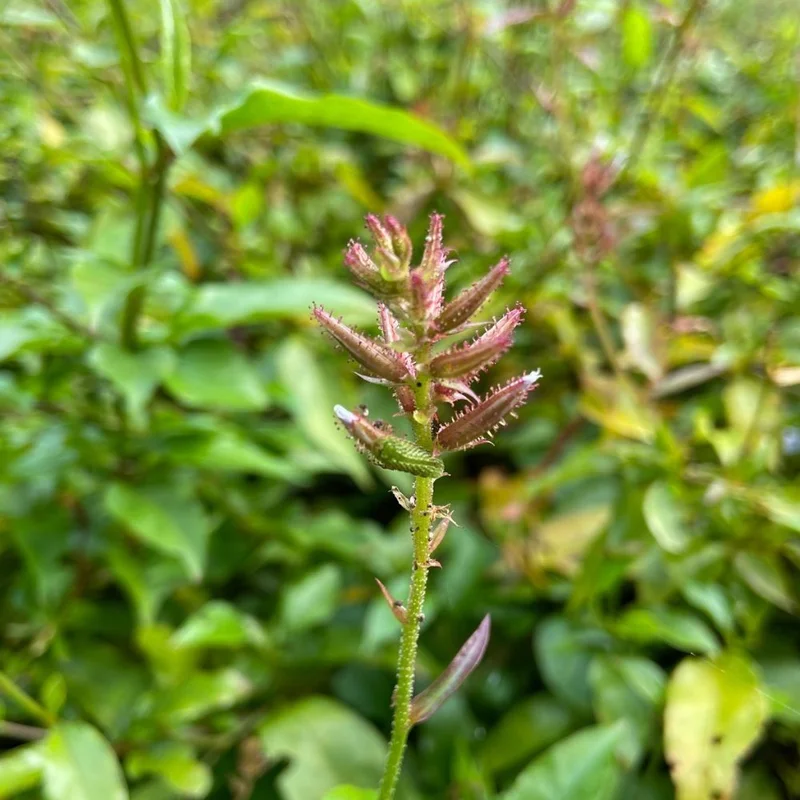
<box><xmin>0</xmin><ymin>1</ymin><xmax>798</xmax><ymax>798</ymax></box>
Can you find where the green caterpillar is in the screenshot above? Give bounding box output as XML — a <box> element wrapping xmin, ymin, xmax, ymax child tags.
<box><xmin>371</xmin><ymin>436</ymin><xmax>444</xmax><ymax>478</ymax></box>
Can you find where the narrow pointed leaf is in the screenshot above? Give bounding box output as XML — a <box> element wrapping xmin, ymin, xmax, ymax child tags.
<box><xmin>410</xmin><ymin>614</ymin><xmax>490</xmax><ymax>725</ymax></box>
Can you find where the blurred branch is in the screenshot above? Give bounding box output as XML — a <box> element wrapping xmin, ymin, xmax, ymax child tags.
<box><xmin>0</xmin><ymin>721</ymin><xmax>47</xmax><ymax>742</ymax></box>
<box><xmin>620</xmin><ymin>0</ymin><xmax>706</xmax><ymax>181</ymax></box>
<box><xmin>0</xmin><ymin>672</ymin><xmax>56</xmax><ymax>728</ymax></box>
<box><xmin>0</xmin><ymin>274</ymin><xmax>95</xmax><ymax>340</ymax></box>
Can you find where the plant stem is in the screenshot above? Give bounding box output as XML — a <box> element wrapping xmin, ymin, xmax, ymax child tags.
<box><xmin>0</xmin><ymin>671</ymin><xmax>56</xmax><ymax>727</ymax></box>
<box><xmin>378</xmin><ymin>374</ymin><xmax>436</xmax><ymax>800</ymax></box>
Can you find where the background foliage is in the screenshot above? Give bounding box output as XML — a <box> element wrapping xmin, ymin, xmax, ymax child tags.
<box><xmin>1</xmin><ymin>0</ymin><xmax>799</xmax><ymax>798</ymax></box>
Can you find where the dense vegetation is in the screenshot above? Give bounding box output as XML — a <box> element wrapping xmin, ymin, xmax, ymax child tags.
<box><xmin>1</xmin><ymin>1</ymin><xmax>798</xmax><ymax>798</ymax></box>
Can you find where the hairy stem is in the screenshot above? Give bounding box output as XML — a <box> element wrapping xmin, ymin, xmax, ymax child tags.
<box><xmin>378</xmin><ymin>374</ymin><xmax>436</xmax><ymax>799</ymax></box>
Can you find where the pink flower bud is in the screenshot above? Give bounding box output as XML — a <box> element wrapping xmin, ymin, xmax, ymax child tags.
<box><xmin>429</xmin><ymin>305</ymin><xmax>524</xmax><ymax>380</ymax></box>
<box><xmin>435</xmin><ymin>257</ymin><xmax>510</xmax><ymax>334</ymax></box>
<box><xmin>344</xmin><ymin>240</ymin><xmax>404</xmax><ymax>298</ymax></box>
<box><xmin>420</xmin><ymin>213</ymin><xmax>447</xmax><ymax>277</ymax></box>
<box><xmin>314</xmin><ymin>306</ymin><xmax>412</xmax><ymax>383</ymax></box>
<box><xmin>378</xmin><ymin>303</ymin><xmax>401</xmax><ymax>344</ymax></box>
<box><xmin>384</xmin><ymin>215</ymin><xmax>413</xmax><ymax>267</ymax></box>
<box><xmin>410</xmin><ymin>268</ymin><xmax>445</xmax><ymax>325</ymax></box>
<box><xmin>365</xmin><ymin>214</ymin><xmax>406</xmax><ymax>280</ymax></box>
<box><xmin>434</xmin><ymin>370</ymin><xmax>541</xmax><ymax>452</ymax></box>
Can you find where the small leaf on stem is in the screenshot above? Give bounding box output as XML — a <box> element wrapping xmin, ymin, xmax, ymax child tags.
<box><xmin>409</xmin><ymin>614</ymin><xmax>491</xmax><ymax>725</ymax></box>
<box><xmin>375</xmin><ymin>578</ymin><xmax>407</xmax><ymax>624</ymax></box>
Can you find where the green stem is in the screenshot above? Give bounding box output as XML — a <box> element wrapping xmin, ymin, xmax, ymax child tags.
<box><xmin>378</xmin><ymin>375</ymin><xmax>436</xmax><ymax>800</ymax></box>
<box><xmin>0</xmin><ymin>671</ymin><xmax>56</xmax><ymax>727</ymax></box>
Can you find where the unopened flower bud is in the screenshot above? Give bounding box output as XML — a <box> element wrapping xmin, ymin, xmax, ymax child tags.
<box><xmin>384</xmin><ymin>216</ymin><xmax>413</xmax><ymax>267</ymax></box>
<box><xmin>420</xmin><ymin>213</ymin><xmax>447</xmax><ymax>277</ymax></box>
<box><xmin>429</xmin><ymin>305</ymin><xmax>524</xmax><ymax>380</ymax></box>
<box><xmin>335</xmin><ymin>405</ymin><xmax>444</xmax><ymax>477</ymax></box>
<box><xmin>435</xmin><ymin>370</ymin><xmax>541</xmax><ymax>452</ymax></box>
<box><xmin>344</xmin><ymin>240</ymin><xmax>404</xmax><ymax>298</ymax></box>
<box><xmin>365</xmin><ymin>214</ymin><xmax>406</xmax><ymax>281</ymax></box>
<box><xmin>436</xmin><ymin>257</ymin><xmax>510</xmax><ymax>334</ymax></box>
<box><xmin>314</xmin><ymin>306</ymin><xmax>411</xmax><ymax>383</ymax></box>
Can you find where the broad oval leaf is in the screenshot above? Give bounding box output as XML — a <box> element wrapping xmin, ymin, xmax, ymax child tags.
<box><xmin>643</xmin><ymin>480</ymin><xmax>690</xmax><ymax>554</ymax></box>
<box><xmin>410</xmin><ymin>614</ymin><xmax>490</xmax><ymax>725</ymax></box>
<box><xmin>42</xmin><ymin>722</ymin><xmax>128</xmax><ymax>800</ymax></box>
<box><xmin>0</xmin><ymin>744</ymin><xmax>44</xmax><ymax>798</ymax></box>
<box><xmin>664</xmin><ymin>654</ymin><xmax>769</xmax><ymax>800</ymax></box>
<box><xmin>500</xmin><ymin>721</ymin><xmax>627</xmax><ymax>800</ymax></box>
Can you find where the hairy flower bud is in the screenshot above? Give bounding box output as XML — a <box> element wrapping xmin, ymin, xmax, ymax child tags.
<box><xmin>429</xmin><ymin>305</ymin><xmax>524</xmax><ymax>380</ymax></box>
<box><xmin>365</xmin><ymin>214</ymin><xmax>407</xmax><ymax>281</ymax></box>
<box><xmin>384</xmin><ymin>215</ymin><xmax>413</xmax><ymax>267</ymax></box>
<box><xmin>420</xmin><ymin>213</ymin><xmax>447</xmax><ymax>277</ymax></box>
<box><xmin>335</xmin><ymin>405</ymin><xmax>444</xmax><ymax>477</ymax></box>
<box><xmin>344</xmin><ymin>240</ymin><xmax>404</xmax><ymax>298</ymax></box>
<box><xmin>435</xmin><ymin>370</ymin><xmax>541</xmax><ymax>452</ymax></box>
<box><xmin>436</xmin><ymin>257</ymin><xmax>510</xmax><ymax>334</ymax></box>
<box><xmin>314</xmin><ymin>306</ymin><xmax>411</xmax><ymax>383</ymax></box>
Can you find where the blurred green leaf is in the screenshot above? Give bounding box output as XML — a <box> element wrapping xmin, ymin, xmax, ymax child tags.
<box><xmin>622</xmin><ymin>3</ymin><xmax>653</xmax><ymax>69</ymax></box>
<box><xmin>258</xmin><ymin>697</ymin><xmax>386</xmax><ymax>800</ymax></box>
<box><xmin>500</xmin><ymin>722</ymin><xmax>627</xmax><ymax>800</ymax></box>
<box><xmin>276</xmin><ymin>337</ymin><xmax>371</xmax><ymax>488</ymax></box>
<box><xmin>322</xmin><ymin>788</ymin><xmax>378</xmax><ymax>800</ymax></box>
<box><xmin>88</xmin><ymin>343</ymin><xmax>174</xmax><ymax>428</ymax></box>
<box><xmin>535</xmin><ymin>617</ymin><xmax>608</xmax><ymax>713</ymax></box>
<box><xmin>615</xmin><ymin>608</ymin><xmax>720</xmax><ymax>655</ymax></box>
<box><xmin>42</xmin><ymin>722</ymin><xmax>128</xmax><ymax>800</ymax></box>
<box><xmin>589</xmin><ymin>655</ymin><xmax>666</xmax><ymax>768</ymax></box>
<box><xmin>151</xmin><ymin>669</ymin><xmax>251</xmax><ymax>725</ymax></box>
<box><xmin>480</xmin><ymin>694</ymin><xmax>577</xmax><ymax>776</ymax></box>
<box><xmin>159</xmin><ymin>0</ymin><xmax>191</xmax><ymax>112</ymax></box>
<box><xmin>176</xmin><ymin>279</ymin><xmax>377</xmax><ymax>334</ymax></box>
<box><xmin>171</xmin><ymin>600</ymin><xmax>267</xmax><ymax>649</ymax></box>
<box><xmin>279</xmin><ymin>564</ymin><xmax>342</xmax><ymax>633</ymax></box>
<box><xmin>127</xmin><ymin>743</ymin><xmax>210</xmax><ymax>798</ymax></box>
<box><xmin>734</xmin><ymin>552</ymin><xmax>796</xmax><ymax>613</ymax></box>
<box><xmin>164</xmin><ymin>339</ymin><xmax>268</xmax><ymax>411</ymax></box>
<box><xmin>0</xmin><ymin>744</ymin><xmax>44</xmax><ymax>798</ymax></box>
<box><xmin>105</xmin><ymin>483</ymin><xmax>212</xmax><ymax>581</ymax></box>
<box><xmin>664</xmin><ymin>654</ymin><xmax>769</xmax><ymax>800</ymax></box>
<box><xmin>643</xmin><ymin>481</ymin><xmax>691</xmax><ymax>554</ymax></box>
<box><xmin>215</xmin><ymin>80</ymin><xmax>470</xmax><ymax>168</ymax></box>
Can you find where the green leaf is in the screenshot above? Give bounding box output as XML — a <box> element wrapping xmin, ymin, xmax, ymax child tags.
<box><xmin>643</xmin><ymin>480</ymin><xmax>690</xmax><ymax>554</ymax></box>
<box><xmin>159</xmin><ymin>0</ymin><xmax>191</xmax><ymax>112</ymax></box>
<box><xmin>500</xmin><ymin>722</ymin><xmax>627</xmax><ymax>800</ymax></box>
<box><xmin>215</xmin><ymin>80</ymin><xmax>469</xmax><ymax>168</ymax></box>
<box><xmin>322</xmin><ymin>788</ymin><xmax>377</xmax><ymax>800</ymax></box>
<box><xmin>164</xmin><ymin>339</ymin><xmax>267</xmax><ymax>411</ymax></box>
<box><xmin>734</xmin><ymin>552</ymin><xmax>796</xmax><ymax>613</ymax></box>
<box><xmin>276</xmin><ymin>337</ymin><xmax>371</xmax><ymax>488</ymax></box>
<box><xmin>151</xmin><ymin>669</ymin><xmax>251</xmax><ymax>725</ymax></box>
<box><xmin>0</xmin><ymin>744</ymin><xmax>44</xmax><ymax>798</ymax></box>
<box><xmin>126</xmin><ymin>743</ymin><xmax>210</xmax><ymax>799</ymax></box>
<box><xmin>279</xmin><ymin>564</ymin><xmax>342</xmax><ymax>633</ymax></box>
<box><xmin>177</xmin><ymin>279</ymin><xmax>377</xmax><ymax>334</ymax></box>
<box><xmin>258</xmin><ymin>696</ymin><xmax>386</xmax><ymax>800</ymax></box>
<box><xmin>535</xmin><ymin>617</ymin><xmax>608</xmax><ymax>713</ymax></box>
<box><xmin>171</xmin><ymin>600</ymin><xmax>267</xmax><ymax>649</ymax></box>
<box><xmin>410</xmin><ymin>615</ymin><xmax>490</xmax><ymax>724</ymax></box>
<box><xmin>589</xmin><ymin>655</ymin><xmax>666</xmax><ymax>768</ymax></box>
<box><xmin>615</xmin><ymin>608</ymin><xmax>720</xmax><ymax>655</ymax></box>
<box><xmin>165</xmin><ymin>424</ymin><xmax>305</xmax><ymax>482</ymax></box>
<box><xmin>42</xmin><ymin>722</ymin><xmax>128</xmax><ymax>800</ymax></box>
<box><xmin>88</xmin><ymin>344</ymin><xmax>174</xmax><ymax>428</ymax></box>
<box><xmin>664</xmin><ymin>654</ymin><xmax>769</xmax><ymax>800</ymax></box>
<box><xmin>480</xmin><ymin>694</ymin><xmax>577</xmax><ymax>776</ymax></box>
<box><xmin>622</xmin><ymin>4</ymin><xmax>653</xmax><ymax>69</ymax></box>
<box><xmin>105</xmin><ymin>483</ymin><xmax>212</xmax><ymax>581</ymax></box>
